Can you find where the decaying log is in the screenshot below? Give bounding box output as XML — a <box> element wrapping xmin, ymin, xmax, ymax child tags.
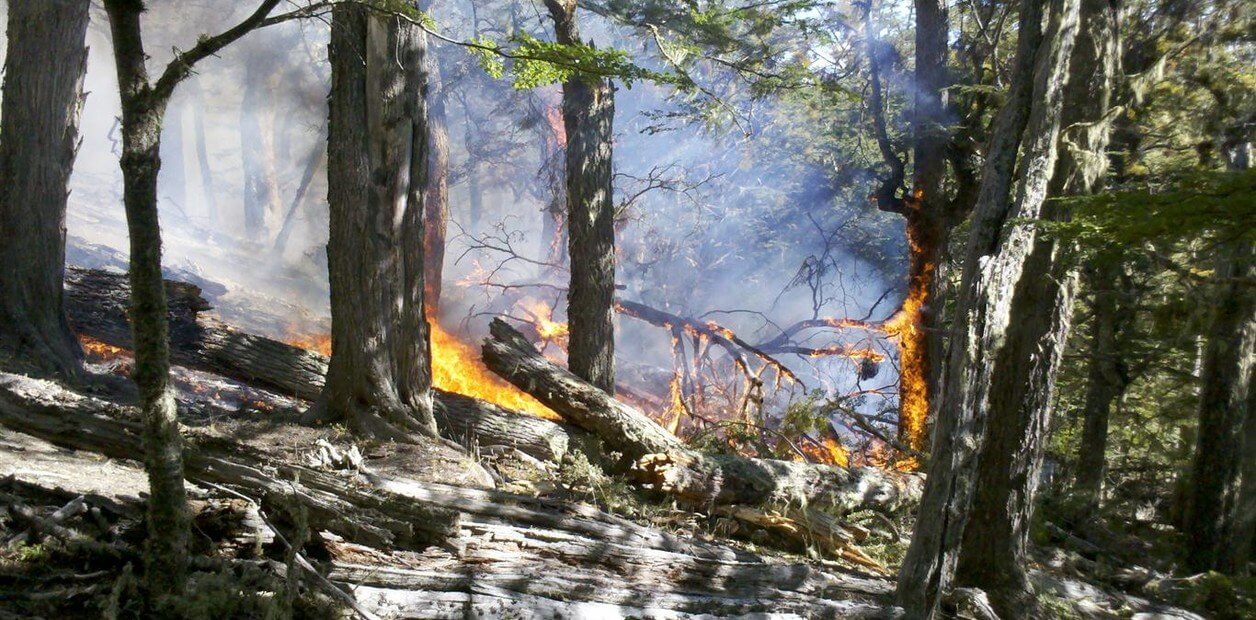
<box><xmin>482</xmin><ymin>318</ymin><xmax>923</xmax><ymax>514</ymax></box>
<box><xmin>62</xmin><ymin>267</ymin><xmax>571</xmax><ymax>463</ymax></box>
<box><xmin>0</xmin><ymin>373</ymin><xmax>458</xmax><ymax>549</ymax></box>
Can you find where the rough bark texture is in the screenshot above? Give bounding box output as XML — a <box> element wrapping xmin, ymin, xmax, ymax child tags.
<box><xmin>953</xmin><ymin>0</ymin><xmax>1116</xmax><ymax>613</ymax></box>
<box><xmin>895</xmin><ymin>0</ymin><xmax>1081</xmax><ymax>616</ymax></box>
<box><xmin>545</xmin><ymin>0</ymin><xmax>618</xmax><ymax>393</ymax></box>
<box><xmin>482</xmin><ymin>319</ymin><xmax>922</xmax><ymax>513</ymax></box>
<box><xmin>102</xmin><ymin>0</ymin><xmax>190</xmax><ymax>597</ymax></box>
<box><xmin>422</xmin><ymin>2</ymin><xmax>450</xmax><ymax>314</ymax></box>
<box><xmin>0</xmin><ymin>0</ymin><xmax>90</xmax><ymax>381</ymax></box>
<box><xmin>63</xmin><ymin>267</ymin><xmax>574</xmax><ymax>463</ymax></box>
<box><xmin>323</xmin><ymin>4</ymin><xmax>437</xmax><ymax>439</ymax></box>
<box><xmin>1187</xmin><ymin>238</ymin><xmax>1256</xmax><ymax>574</ymax></box>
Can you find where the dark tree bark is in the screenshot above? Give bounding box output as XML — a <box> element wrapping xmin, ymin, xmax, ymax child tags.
<box><xmin>894</xmin><ymin>0</ymin><xmax>1082</xmax><ymax>615</ymax></box>
<box><xmin>320</xmin><ymin>2</ymin><xmax>437</xmax><ymax>440</ymax></box>
<box><xmin>1073</xmin><ymin>260</ymin><xmax>1132</xmax><ymax>509</ymax></box>
<box><xmin>544</xmin><ymin>0</ymin><xmax>617</xmax><ymax>394</ymax></box>
<box><xmin>1186</xmin><ymin>238</ymin><xmax>1256</xmax><ymax>574</ymax></box>
<box><xmin>102</xmin><ymin>0</ymin><xmax>285</xmax><ymax>598</ymax></box>
<box><xmin>0</xmin><ymin>0</ymin><xmax>90</xmax><ymax>381</ymax></box>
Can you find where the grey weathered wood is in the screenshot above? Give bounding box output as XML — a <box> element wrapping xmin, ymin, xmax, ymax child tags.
<box><xmin>0</xmin><ymin>373</ymin><xmax>458</xmax><ymax>549</ymax></box>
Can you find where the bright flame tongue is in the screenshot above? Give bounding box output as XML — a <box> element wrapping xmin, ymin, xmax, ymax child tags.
<box><xmin>286</xmin><ymin>324</ymin><xmax>560</xmax><ymax>421</ymax></box>
<box><xmin>428</xmin><ymin>323</ymin><xmax>561</xmax><ymax>421</ymax></box>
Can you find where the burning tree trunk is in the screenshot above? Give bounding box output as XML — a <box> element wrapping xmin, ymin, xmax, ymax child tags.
<box><xmin>544</xmin><ymin>0</ymin><xmax>618</xmax><ymax>394</ymax></box>
<box><xmin>482</xmin><ymin>319</ymin><xmax>922</xmax><ymax>514</ymax></box>
<box><xmin>320</xmin><ymin>3</ymin><xmax>437</xmax><ymax>440</ymax></box>
<box><xmin>0</xmin><ymin>0</ymin><xmax>90</xmax><ymax>381</ymax></box>
<box><xmin>102</xmin><ymin>0</ymin><xmax>288</xmax><ymax>597</ymax></box>
<box><xmin>894</xmin><ymin>0</ymin><xmax>1081</xmax><ymax>615</ymax></box>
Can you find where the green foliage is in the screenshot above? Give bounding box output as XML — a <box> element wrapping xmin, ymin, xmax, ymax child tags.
<box><xmin>470</xmin><ymin>33</ymin><xmax>676</xmax><ymax>90</ymax></box>
<box><xmin>1044</xmin><ymin>169</ymin><xmax>1256</xmax><ymax>251</ymax></box>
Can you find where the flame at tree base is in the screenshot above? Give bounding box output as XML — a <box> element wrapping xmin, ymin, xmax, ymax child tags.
<box><xmin>287</xmin><ymin>322</ymin><xmax>561</xmax><ymax>422</ymax></box>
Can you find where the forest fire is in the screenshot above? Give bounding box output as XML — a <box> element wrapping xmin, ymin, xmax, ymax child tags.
<box><xmin>285</xmin><ymin>323</ymin><xmax>561</xmax><ymax>421</ymax></box>
<box><xmin>799</xmin><ymin>436</ymin><xmax>850</xmax><ymax>467</ymax></box>
<box><xmin>77</xmin><ymin>334</ymin><xmax>129</xmax><ymax>363</ymax></box>
<box><xmin>882</xmin><ymin>274</ymin><xmax>931</xmax><ymax>465</ymax></box>
<box><xmin>519</xmin><ymin>298</ymin><xmax>569</xmax><ymax>348</ymax></box>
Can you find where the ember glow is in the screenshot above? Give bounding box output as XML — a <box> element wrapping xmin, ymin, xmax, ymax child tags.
<box><xmin>286</xmin><ymin>323</ymin><xmax>560</xmax><ymax>422</ymax></box>
<box><xmin>77</xmin><ymin>334</ymin><xmax>129</xmax><ymax>362</ymax></box>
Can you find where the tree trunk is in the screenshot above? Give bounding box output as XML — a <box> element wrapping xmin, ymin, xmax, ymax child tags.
<box><xmin>545</xmin><ymin>0</ymin><xmax>617</xmax><ymax>394</ymax></box>
<box><xmin>321</xmin><ymin>3</ymin><xmax>437</xmax><ymax>440</ymax></box>
<box><xmin>894</xmin><ymin>0</ymin><xmax>950</xmax><ymax>455</ymax></box>
<box><xmin>424</xmin><ymin>52</ymin><xmax>451</xmax><ymax>315</ymax></box>
<box><xmin>894</xmin><ymin>0</ymin><xmax>1081</xmax><ymax>615</ymax></box>
<box><xmin>102</xmin><ymin>0</ymin><xmax>190</xmax><ymax>598</ymax></box>
<box><xmin>1187</xmin><ymin>238</ymin><xmax>1256</xmax><ymax>574</ymax></box>
<box><xmin>239</xmin><ymin>53</ymin><xmax>282</xmax><ymax>241</ymax></box>
<box><xmin>952</xmin><ymin>1</ymin><xmax>1116</xmax><ymax>613</ymax></box>
<box><xmin>1073</xmin><ymin>260</ymin><xmax>1130</xmax><ymax>509</ymax></box>
<box><xmin>0</xmin><ymin>0</ymin><xmax>90</xmax><ymax>381</ymax></box>
<box><xmin>188</xmin><ymin>78</ymin><xmax>219</xmax><ymax>225</ymax></box>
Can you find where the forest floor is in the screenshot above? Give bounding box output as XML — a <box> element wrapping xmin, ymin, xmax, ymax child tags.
<box><xmin>0</xmin><ymin>258</ymin><xmax>1232</xmax><ymax>619</ymax></box>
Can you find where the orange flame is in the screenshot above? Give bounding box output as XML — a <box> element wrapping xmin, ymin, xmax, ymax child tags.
<box><xmin>518</xmin><ymin>299</ymin><xmax>569</xmax><ymax>347</ymax></box>
<box><xmin>77</xmin><ymin>335</ymin><xmax>129</xmax><ymax>362</ymax></box>
<box><xmin>798</xmin><ymin>436</ymin><xmax>850</xmax><ymax>467</ymax></box>
<box><xmin>285</xmin><ymin>323</ymin><xmax>560</xmax><ymax>421</ymax></box>
<box><xmin>880</xmin><ymin>250</ymin><xmax>933</xmax><ymax>466</ymax></box>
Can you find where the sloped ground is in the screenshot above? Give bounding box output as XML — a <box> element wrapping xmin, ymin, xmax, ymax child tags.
<box><xmin>0</xmin><ymin>369</ymin><xmax>900</xmax><ymax>619</ymax></box>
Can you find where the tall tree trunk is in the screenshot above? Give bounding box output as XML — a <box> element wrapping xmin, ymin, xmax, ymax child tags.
<box><xmin>239</xmin><ymin>54</ymin><xmax>282</xmax><ymax>241</ymax></box>
<box><xmin>424</xmin><ymin>51</ymin><xmax>451</xmax><ymax>315</ymax></box>
<box><xmin>894</xmin><ymin>0</ymin><xmax>1081</xmax><ymax>615</ymax></box>
<box><xmin>1073</xmin><ymin>259</ymin><xmax>1130</xmax><ymax>510</ymax></box>
<box><xmin>1186</xmin><ymin>228</ymin><xmax>1255</xmax><ymax>574</ymax></box>
<box><xmin>187</xmin><ymin>78</ymin><xmax>220</xmax><ymax>226</ymax></box>
<box><xmin>953</xmin><ymin>1</ymin><xmax>1115</xmax><ymax>613</ymax></box>
<box><xmin>319</xmin><ymin>2</ymin><xmax>437</xmax><ymax>440</ymax></box>
<box><xmin>544</xmin><ymin>0</ymin><xmax>617</xmax><ymax>394</ymax></box>
<box><xmin>0</xmin><ymin>0</ymin><xmax>90</xmax><ymax>381</ymax></box>
<box><xmin>102</xmin><ymin>0</ymin><xmax>189</xmax><ymax>598</ymax></box>
<box><xmin>894</xmin><ymin>0</ymin><xmax>950</xmax><ymax>455</ymax></box>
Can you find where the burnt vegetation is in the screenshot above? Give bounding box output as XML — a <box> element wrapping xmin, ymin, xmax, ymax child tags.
<box><xmin>0</xmin><ymin>0</ymin><xmax>1253</xmax><ymax>618</ymax></box>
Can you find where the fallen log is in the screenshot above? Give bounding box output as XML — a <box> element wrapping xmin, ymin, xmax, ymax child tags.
<box><xmin>63</xmin><ymin>267</ymin><xmax>571</xmax><ymax>463</ymax></box>
<box><xmin>0</xmin><ymin>373</ymin><xmax>458</xmax><ymax>549</ymax></box>
<box><xmin>481</xmin><ymin>318</ymin><xmax>922</xmax><ymax>514</ymax></box>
